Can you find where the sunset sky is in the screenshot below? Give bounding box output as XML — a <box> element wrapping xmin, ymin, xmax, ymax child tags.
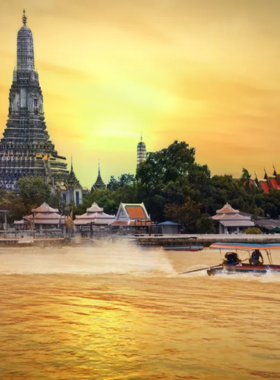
<box><xmin>0</xmin><ymin>0</ymin><xmax>280</xmax><ymax>187</ymax></box>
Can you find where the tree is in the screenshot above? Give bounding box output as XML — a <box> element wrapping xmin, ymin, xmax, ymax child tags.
<box><xmin>0</xmin><ymin>190</ymin><xmax>28</xmax><ymax>223</ymax></box>
<box><xmin>18</xmin><ymin>176</ymin><xmax>51</xmax><ymax>210</ymax></box>
<box><xmin>107</xmin><ymin>174</ymin><xmax>135</xmax><ymax>190</ymax></box>
<box><xmin>240</xmin><ymin>168</ymin><xmax>253</xmax><ymax>193</ymax></box>
<box><xmin>137</xmin><ymin>140</ymin><xmax>196</xmax><ymax>186</ymax></box>
<box><xmin>164</xmin><ymin>197</ymin><xmax>201</xmax><ymax>232</ymax></box>
<box><xmin>196</xmin><ymin>214</ymin><xmax>215</xmax><ymax>233</ymax></box>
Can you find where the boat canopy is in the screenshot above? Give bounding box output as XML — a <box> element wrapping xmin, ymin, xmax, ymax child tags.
<box><xmin>210</xmin><ymin>242</ymin><xmax>280</xmax><ymax>250</ymax></box>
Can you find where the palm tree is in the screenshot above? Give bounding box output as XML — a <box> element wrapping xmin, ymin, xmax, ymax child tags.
<box><xmin>241</xmin><ymin>168</ymin><xmax>252</xmax><ymax>192</ymax></box>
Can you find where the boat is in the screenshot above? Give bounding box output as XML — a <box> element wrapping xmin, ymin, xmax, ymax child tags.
<box><xmin>207</xmin><ymin>242</ymin><xmax>280</xmax><ymax>276</ymax></box>
<box><xmin>164</xmin><ymin>245</ymin><xmax>203</xmax><ymax>252</ymax></box>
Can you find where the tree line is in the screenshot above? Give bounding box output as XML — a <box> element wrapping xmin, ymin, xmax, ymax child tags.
<box><xmin>1</xmin><ymin>141</ymin><xmax>280</xmax><ymax>232</ymax></box>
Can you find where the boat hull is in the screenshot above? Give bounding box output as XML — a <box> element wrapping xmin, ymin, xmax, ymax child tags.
<box><xmin>164</xmin><ymin>246</ymin><xmax>203</xmax><ymax>252</ymax></box>
<box><xmin>208</xmin><ymin>264</ymin><xmax>280</xmax><ymax>276</ymax></box>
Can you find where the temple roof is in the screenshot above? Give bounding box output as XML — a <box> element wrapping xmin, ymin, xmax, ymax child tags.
<box><xmin>216</xmin><ymin>203</ymin><xmax>239</xmax><ymax>214</ymax></box>
<box><xmin>91</xmin><ymin>163</ymin><xmax>106</xmax><ymax>191</ymax></box>
<box><xmin>115</xmin><ymin>203</ymin><xmax>150</xmax><ymax>222</ymax></box>
<box><xmin>212</xmin><ymin>213</ymin><xmax>251</xmax><ymax>221</ymax></box>
<box><xmin>86</xmin><ymin>202</ymin><xmax>103</xmax><ymax>213</ymax></box>
<box><xmin>125</xmin><ymin>205</ymin><xmax>147</xmax><ymax>219</ymax></box>
<box><xmin>31</xmin><ymin>202</ymin><xmax>58</xmax><ymax>213</ymax></box>
<box><xmin>259</xmin><ymin>181</ymin><xmax>269</xmax><ymax>194</ymax></box>
<box><xmin>64</xmin><ymin>158</ymin><xmax>81</xmax><ymax>188</ymax></box>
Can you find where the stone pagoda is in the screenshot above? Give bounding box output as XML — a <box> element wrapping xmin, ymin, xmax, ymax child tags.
<box><xmin>0</xmin><ymin>10</ymin><xmax>68</xmax><ymax>191</ymax></box>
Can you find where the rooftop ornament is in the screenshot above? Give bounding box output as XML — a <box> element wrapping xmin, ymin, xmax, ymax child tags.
<box><xmin>22</xmin><ymin>9</ymin><xmax>27</xmax><ymax>26</ymax></box>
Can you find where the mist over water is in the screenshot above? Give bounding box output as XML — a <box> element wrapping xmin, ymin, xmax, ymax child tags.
<box><xmin>1</xmin><ymin>244</ymin><xmax>280</xmax><ymax>379</ymax></box>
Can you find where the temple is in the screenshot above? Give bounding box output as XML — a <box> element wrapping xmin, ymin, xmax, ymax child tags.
<box><xmin>0</xmin><ymin>11</ymin><xmax>68</xmax><ymax>191</ymax></box>
<box><xmin>91</xmin><ymin>163</ymin><xmax>106</xmax><ymax>192</ymax></box>
<box><xmin>257</xmin><ymin>168</ymin><xmax>280</xmax><ymax>194</ymax></box>
<box><xmin>137</xmin><ymin>134</ymin><xmax>146</xmax><ymax>167</ymax></box>
<box><xmin>245</xmin><ymin>167</ymin><xmax>280</xmax><ymax>194</ymax></box>
<box><xmin>57</xmin><ymin>158</ymin><xmax>87</xmax><ymax>205</ymax></box>
<box><xmin>212</xmin><ymin>203</ymin><xmax>255</xmax><ymax>234</ymax></box>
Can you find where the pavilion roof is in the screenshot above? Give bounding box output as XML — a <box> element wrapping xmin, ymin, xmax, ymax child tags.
<box><xmin>31</xmin><ymin>202</ymin><xmax>58</xmax><ymax>213</ymax></box>
<box><xmin>216</xmin><ymin>203</ymin><xmax>239</xmax><ymax>214</ymax></box>
<box><xmin>86</xmin><ymin>202</ymin><xmax>103</xmax><ymax>213</ymax></box>
<box><xmin>212</xmin><ymin>213</ymin><xmax>251</xmax><ymax>221</ymax></box>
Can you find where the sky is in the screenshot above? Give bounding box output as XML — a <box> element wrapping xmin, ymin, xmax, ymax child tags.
<box><xmin>0</xmin><ymin>0</ymin><xmax>280</xmax><ymax>187</ymax></box>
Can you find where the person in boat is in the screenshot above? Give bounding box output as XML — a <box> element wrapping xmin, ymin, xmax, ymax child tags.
<box><xmin>223</xmin><ymin>252</ymin><xmax>241</xmax><ymax>265</ymax></box>
<box><xmin>249</xmin><ymin>249</ymin><xmax>264</xmax><ymax>266</ymax></box>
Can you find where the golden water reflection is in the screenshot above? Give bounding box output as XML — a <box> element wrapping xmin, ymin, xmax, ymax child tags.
<box><xmin>0</xmin><ymin>245</ymin><xmax>280</xmax><ymax>379</ymax></box>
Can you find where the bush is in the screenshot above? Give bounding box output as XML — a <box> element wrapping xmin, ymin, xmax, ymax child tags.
<box><xmin>245</xmin><ymin>227</ymin><xmax>262</xmax><ymax>234</ymax></box>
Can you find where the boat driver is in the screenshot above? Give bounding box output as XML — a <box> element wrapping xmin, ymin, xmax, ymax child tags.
<box><xmin>223</xmin><ymin>252</ymin><xmax>241</xmax><ymax>265</ymax></box>
<box><xmin>249</xmin><ymin>250</ymin><xmax>264</xmax><ymax>266</ymax></box>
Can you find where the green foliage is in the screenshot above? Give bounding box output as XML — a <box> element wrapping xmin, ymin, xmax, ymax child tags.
<box><xmin>0</xmin><ymin>190</ymin><xmax>28</xmax><ymax>222</ymax></box>
<box><xmin>245</xmin><ymin>227</ymin><xmax>262</xmax><ymax>235</ymax></box>
<box><xmin>196</xmin><ymin>214</ymin><xmax>215</xmax><ymax>234</ymax></box>
<box><xmin>18</xmin><ymin>176</ymin><xmax>51</xmax><ymax>209</ymax></box>
<box><xmin>107</xmin><ymin>174</ymin><xmax>135</xmax><ymax>190</ymax></box>
<box><xmin>164</xmin><ymin>197</ymin><xmax>201</xmax><ymax>232</ymax></box>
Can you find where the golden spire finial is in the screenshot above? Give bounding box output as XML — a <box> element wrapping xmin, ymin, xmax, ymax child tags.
<box><xmin>22</xmin><ymin>9</ymin><xmax>27</xmax><ymax>25</ymax></box>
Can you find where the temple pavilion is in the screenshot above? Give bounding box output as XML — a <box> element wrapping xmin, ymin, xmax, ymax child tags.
<box><xmin>14</xmin><ymin>202</ymin><xmax>65</xmax><ymax>232</ymax></box>
<box><xmin>74</xmin><ymin>202</ymin><xmax>114</xmax><ymax>230</ymax></box>
<box><xmin>112</xmin><ymin>203</ymin><xmax>153</xmax><ymax>232</ymax></box>
<box><xmin>212</xmin><ymin>203</ymin><xmax>255</xmax><ymax>234</ymax></box>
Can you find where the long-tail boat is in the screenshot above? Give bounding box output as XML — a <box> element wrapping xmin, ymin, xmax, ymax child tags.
<box><xmin>180</xmin><ymin>242</ymin><xmax>280</xmax><ymax>276</ymax></box>
<box><xmin>207</xmin><ymin>242</ymin><xmax>280</xmax><ymax>276</ymax></box>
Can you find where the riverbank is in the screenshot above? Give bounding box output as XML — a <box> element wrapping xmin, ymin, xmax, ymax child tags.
<box><xmin>136</xmin><ymin>233</ymin><xmax>280</xmax><ymax>246</ymax></box>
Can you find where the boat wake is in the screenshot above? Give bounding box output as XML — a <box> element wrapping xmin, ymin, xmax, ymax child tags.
<box><xmin>0</xmin><ymin>242</ymin><xmax>177</xmax><ymax>277</ymax></box>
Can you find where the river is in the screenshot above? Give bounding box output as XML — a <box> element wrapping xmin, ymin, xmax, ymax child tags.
<box><xmin>0</xmin><ymin>242</ymin><xmax>280</xmax><ymax>379</ymax></box>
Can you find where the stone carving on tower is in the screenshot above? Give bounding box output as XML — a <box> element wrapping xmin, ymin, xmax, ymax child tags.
<box><xmin>0</xmin><ymin>10</ymin><xmax>68</xmax><ymax>191</ymax></box>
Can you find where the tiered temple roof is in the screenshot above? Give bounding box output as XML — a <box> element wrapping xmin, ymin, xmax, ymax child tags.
<box><xmin>91</xmin><ymin>163</ymin><xmax>106</xmax><ymax>192</ymax></box>
<box><xmin>212</xmin><ymin>203</ymin><xmax>254</xmax><ymax>228</ymax></box>
<box><xmin>14</xmin><ymin>202</ymin><xmax>65</xmax><ymax>226</ymax></box>
<box><xmin>0</xmin><ymin>11</ymin><xmax>68</xmax><ymax>191</ymax></box>
<box><xmin>74</xmin><ymin>202</ymin><xmax>114</xmax><ymax>226</ymax></box>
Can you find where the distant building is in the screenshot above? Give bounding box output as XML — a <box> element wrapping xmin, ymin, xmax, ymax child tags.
<box><xmin>74</xmin><ymin>202</ymin><xmax>114</xmax><ymax>231</ymax></box>
<box><xmin>112</xmin><ymin>203</ymin><xmax>152</xmax><ymax>233</ymax></box>
<box><xmin>91</xmin><ymin>163</ymin><xmax>106</xmax><ymax>192</ymax></box>
<box><xmin>157</xmin><ymin>221</ymin><xmax>180</xmax><ymax>235</ymax></box>
<box><xmin>137</xmin><ymin>135</ymin><xmax>146</xmax><ymax>167</ymax></box>
<box><xmin>212</xmin><ymin>203</ymin><xmax>255</xmax><ymax>234</ymax></box>
<box><xmin>56</xmin><ymin>158</ymin><xmax>87</xmax><ymax>205</ymax></box>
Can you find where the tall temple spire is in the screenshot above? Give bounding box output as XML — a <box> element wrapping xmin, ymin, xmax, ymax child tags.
<box><xmin>17</xmin><ymin>9</ymin><xmax>35</xmax><ymax>71</ymax></box>
<box><xmin>137</xmin><ymin>133</ymin><xmax>146</xmax><ymax>168</ymax></box>
<box><xmin>0</xmin><ymin>11</ymin><xmax>68</xmax><ymax>190</ymax></box>
<box><xmin>22</xmin><ymin>9</ymin><xmax>27</xmax><ymax>25</ymax></box>
<box><xmin>91</xmin><ymin>162</ymin><xmax>106</xmax><ymax>192</ymax></box>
